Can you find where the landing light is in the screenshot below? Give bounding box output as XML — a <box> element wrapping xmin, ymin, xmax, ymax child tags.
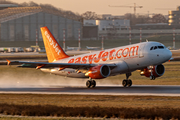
<box><xmin>140</xmin><ymin>71</ymin><xmax>144</xmax><ymax>74</ymax></box>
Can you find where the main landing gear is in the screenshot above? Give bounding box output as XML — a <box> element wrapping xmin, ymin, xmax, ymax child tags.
<box><xmin>86</xmin><ymin>78</ymin><xmax>96</xmax><ymax>88</ymax></box>
<box><xmin>122</xmin><ymin>73</ymin><xmax>132</xmax><ymax>87</ymax></box>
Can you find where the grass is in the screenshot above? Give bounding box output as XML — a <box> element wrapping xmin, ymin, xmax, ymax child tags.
<box><xmin>0</xmin><ymin>103</ymin><xmax>180</xmax><ymax>119</ymax></box>
<box><xmin>0</xmin><ymin>117</ymin><xmax>86</xmax><ymax>120</ymax></box>
<box><xmin>0</xmin><ymin>94</ymin><xmax>180</xmax><ymax>108</ymax></box>
<box><xmin>0</xmin><ymin>95</ymin><xmax>179</xmax><ymax>119</ymax></box>
<box><xmin>0</xmin><ymin>116</ymin><xmax>98</xmax><ymax>120</ymax></box>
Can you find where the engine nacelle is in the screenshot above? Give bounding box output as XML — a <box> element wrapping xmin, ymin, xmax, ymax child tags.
<box><xmin>140</xmin><ymin>64</ymin><xmax>165</xmax><ymax>78</ymax></box>
<box><xmin>85</xmin><ymin>65</ymin><xmax>111</xmax><ymax>79</ymax></box>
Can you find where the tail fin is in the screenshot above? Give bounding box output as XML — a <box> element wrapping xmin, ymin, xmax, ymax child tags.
<box><xmin>40</xmin><ymin>26</ymin><xmax>69</xmax><ymax>62</ymax></box>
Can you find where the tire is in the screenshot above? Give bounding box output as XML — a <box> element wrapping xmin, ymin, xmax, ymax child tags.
<box><xmin>91</xmin><ymin>80</ymin><xmax>96</xmax><ymax>88</ymax></box>
<box><xmin>86</xmin><ymin>80</ymin><xmax>91</xmax><ymax>88</ymax></box>
<box><xmin>150</xmin><ymin>76</ymin><xmax>155</xmax><ymax>80</ymax></box>
<box><xmin>127</xmin><ymin>79</ymin><xmax>132</xmax><ymax>87</ymax></box>
<box><xmin>150</xmin><ymin>76</ymin><xmax>153</xmax><ymax>80</ymax></box>
<box><xmin>122</xmin><ymin>79</ymin><xmax>127</xmax><ymax>87</ymax></box>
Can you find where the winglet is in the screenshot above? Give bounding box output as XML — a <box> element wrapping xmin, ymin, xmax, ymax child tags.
<box><xmin>6</xmin><ymin>59</ymin><xmax>11</xmax><ymax>65</ymax></box>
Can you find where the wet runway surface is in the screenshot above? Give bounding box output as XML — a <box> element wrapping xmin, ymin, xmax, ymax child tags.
<box><xmin>0</xmin><ymin>85</ymin><xmax>180</xmax><ymax>96</ymax></box>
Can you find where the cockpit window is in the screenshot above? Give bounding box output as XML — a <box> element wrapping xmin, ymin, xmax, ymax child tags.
<box><xmin>150</xmin><ymin>47</ymin><xmax>153</xmax><ymax>50</ymax></box>
<box><xmin>150</xmin><ymin>45</ymin><xmax>165</xmax><ymax>50</ymax></box>
<box><xmin>158</xmin><ymin>46</ymin><xmax>164</xmax><ymax>49</ymax></box>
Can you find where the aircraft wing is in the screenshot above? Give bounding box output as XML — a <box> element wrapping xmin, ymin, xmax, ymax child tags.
<box><xmin>7</xmin><ymin>60</ymin><xmax>117</xmax><ymax>70</ymax></box>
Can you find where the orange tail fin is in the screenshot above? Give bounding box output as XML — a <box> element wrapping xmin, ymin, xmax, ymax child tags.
<box><xmin>40</xmin><ymin>26</ymin><xmax>69</xmax><ymax>62</ymax></box>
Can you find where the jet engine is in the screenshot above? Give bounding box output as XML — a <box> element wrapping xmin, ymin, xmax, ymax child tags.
<box><xmin>140</xmin><ymin>64</ymin><xmax>165</xmax><ymax>78</ymax></box>
<box><xmin>85</xmin><ymin>65</ymin><xmax>111</xmax><ymax>79</ymax></box>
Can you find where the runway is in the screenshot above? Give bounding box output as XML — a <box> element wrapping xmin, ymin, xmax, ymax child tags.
<box><xmin>0</xmin><ymin>85</ymin><xmax>180</xmax><ymax>96</ymax></box>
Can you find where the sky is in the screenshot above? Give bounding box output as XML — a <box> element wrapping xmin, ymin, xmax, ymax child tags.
<box><xmin>13</xmin><ymin>0</ymin><xmax>180</xmax><ymax>16</ymax></box>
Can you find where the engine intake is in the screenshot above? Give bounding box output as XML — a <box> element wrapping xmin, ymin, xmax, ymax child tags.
<box><xmin>86</xmin><ymin>65</ymin><xmax>111</xmax><ymax>79</ymax></box>
<box><xmin>140</xmin><ymin>64</ymin><xmax>165</xmax><ymax>78</ymax></box>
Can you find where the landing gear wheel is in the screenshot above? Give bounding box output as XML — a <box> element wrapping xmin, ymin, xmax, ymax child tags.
<box><xmin>91</xmin><ymin>80</ymin><xmax>96</xmax><ymax>88</ymax></box>
<box><xmin>150</xmin><ymin>76</ymin><xmax>156</xmax><ymax>80</ymax></box>
<box><xmin>86</xmin><ymin>80</ymin><xmax>96</xmax><ymax>88</ymax></box>
<box><xmin>86</xmin><ymin>80</ymin><xmax>91</xmax><ymax>88</ymax></box>
<box><xmin>122</xmin><ymin>79</ymin><xmax>132</xmax><ymax>87</ymax></box>
<box><xmin>122</xmin><ymin>73</ymin><xmax>132</xmax><ymax>87</ymax></box>
<box><xmin>122</xmin><ymin>79</ymin><xmax>128</xmax><ymax>87</ymax></box>
<box><xmin>127</xmin><ymin>79</ymin><xmax>132</xmax><ymax>87</ymax></box>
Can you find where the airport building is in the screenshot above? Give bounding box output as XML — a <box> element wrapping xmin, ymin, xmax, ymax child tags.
<box><xmin>84</xmin><ymin>20</ymin><xmax>130</xmax><ymax>31</ymax></box>
<box><xmin>99</xmin><ymin>23</ymin><xmax>180</xmax><ymax>39</ymax></box>
<box><xmin>0</xmin><ymin>6</ymin><xmax>82</xmax><ymax>41</ymax></box>
<box><xmin>83</xmin><ymin>20</ymin><xmax>130</xmax><ymax>40</ymax></box>
<box><xmin>0</xmin><ymin>3</ymin><xmax>180</xmax><ymax>42</ymax></box>
<box><xmin>84</xmin><ymin>19</ymin><xmax>180</xmax><ymax>39</ymax></box>
<box><xmin>168</xmin><ymin>6</ymin><xmax>180</xmax><ymax>25</ymax></box>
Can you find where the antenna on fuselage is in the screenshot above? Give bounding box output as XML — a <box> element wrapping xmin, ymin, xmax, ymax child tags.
<box><xmin>146</xmin><ymin>39</ymin><xmax>149</xmax><ymax>42</ymax></box>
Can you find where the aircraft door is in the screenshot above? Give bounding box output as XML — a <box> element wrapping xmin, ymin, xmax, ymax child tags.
<box><xmin>139</xmin><ymin>44</ymin><xmax>145</xmax><ymax>58</ymax></box>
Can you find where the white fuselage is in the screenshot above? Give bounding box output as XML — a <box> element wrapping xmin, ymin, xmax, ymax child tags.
<box><xmin>41</xmin><ymin>42</ymin><xmax>172</xmax><ymax>78</ymax></box>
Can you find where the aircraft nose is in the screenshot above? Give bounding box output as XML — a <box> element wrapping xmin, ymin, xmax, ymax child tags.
<box><xmin>164</xmin><ymin>49</ymin><xmax>172</xmax><ymax>61</ymax></box>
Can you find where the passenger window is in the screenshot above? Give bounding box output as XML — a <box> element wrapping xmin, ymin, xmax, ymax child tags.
<box><xmin>150</xmin><ymin>47</ymin><xmax>153</xmax><ymax>50</ymax></box>
<box><xmin>158</xmin><ymin>46</ymin><xmax>164</xmax><ymax>49</ymax></box>
<box><xmin>154</xmin><ymin>46</ymin><xmax>157</xmax><ymax>49</ymax></box>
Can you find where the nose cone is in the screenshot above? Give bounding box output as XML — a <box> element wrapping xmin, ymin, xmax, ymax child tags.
<box><xmin>163</xmin><ymin>49</ymin><xmax>172</xmax><ymax>61</ymax></box>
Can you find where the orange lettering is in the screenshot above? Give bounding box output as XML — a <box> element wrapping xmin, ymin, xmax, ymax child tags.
<box><xmin>94</xmin><ymin>51</ymin><xmax>104</xmax><ymax>63</ymax></box>
<box><xmin>116</xmin><ymin>49</ymin><xmax>123</xmax><ymax>58</ymax></box>
<box><xmin>109</xmin><ymin>49</ymin><xmax>116</xmax><ymax>60</ymax></box>
<box><xmin>75</xmin><ymin>57</ymin><xmax>81</xmax><ymax>63</ymax></box>
<box><xmin>89</xmin><ymin>54</ymin><xmax>96</xmax><ymax>64</ymax></box>
<box><xmin>102</xmin><ymin>52</ymin><xmax>108</xmax><ymax>61</ymax></box>
<box><xmin>82</xmin><ymin>56</ymin><xmax>88</xmax><ymax>64</ymax></box>
<box><xmin>129</xmin><ymin>46</ymin><xmax>139</xmax><ymax>56</ymax></box>
<box><xmin>68</xmin><ymin>58</ymin><xmax>74</xmax><ymax>63</ymax></box>
<box><xmin>122</xmin><ymin>48</ymin><xmax>129</xmax><ymax>57</ymax></box>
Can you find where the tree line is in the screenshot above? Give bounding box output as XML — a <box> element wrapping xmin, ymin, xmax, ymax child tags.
<box><xmin>0</xmin><ymin>1</ymin><xmax>167</xmax><ymax>25</ymax></box>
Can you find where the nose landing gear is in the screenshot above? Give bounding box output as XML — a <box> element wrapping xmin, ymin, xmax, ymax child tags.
<box><xmin>149</xmin><ymin>66</ymin><xmax>156</xmax><ymax>80</ymax></box>
<box><xmin>150</xmin><ymin>75</ymin><xmax>156</xmax><ymax>80</ymax></box>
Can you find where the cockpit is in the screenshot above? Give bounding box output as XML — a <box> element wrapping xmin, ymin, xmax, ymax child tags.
<box><xmin>150</xmin><ymin>46</ymin><xmax>165</xmax><ymax>50</ymax></box>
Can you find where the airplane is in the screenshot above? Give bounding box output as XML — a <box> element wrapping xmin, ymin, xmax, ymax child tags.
<box><xmin>7</xmin><ymin>26</ymin><xmax>172</xmax><ymax>88</ymax></box>
<box><xmin>86</xmin><ymin>46</ymin><xmax>100</xmax><ymax>50</ymax></box>
<box><xmin>67</xmin><ymin>46</ymin><xmax>79</xmax><ymax>51</ymax></box>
